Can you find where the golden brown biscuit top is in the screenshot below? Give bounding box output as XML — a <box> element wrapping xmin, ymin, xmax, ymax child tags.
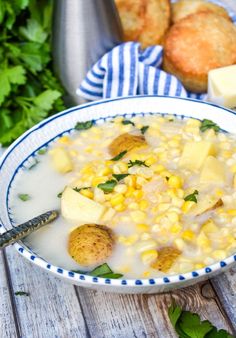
<box><xmin>164</xmin><ymin>12</ymin><xmax>236</xmax><ymax>76</ymax></box>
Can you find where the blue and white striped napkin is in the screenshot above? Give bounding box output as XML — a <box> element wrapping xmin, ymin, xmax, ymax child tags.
<box><xmin>77</xmin><ymin>0</ymin><xmax>236</xmax><ymax>102</ymax></box>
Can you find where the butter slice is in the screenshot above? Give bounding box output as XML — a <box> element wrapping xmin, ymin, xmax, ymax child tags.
<box><xmin>208</xmin><ymin>65</ymin><xmax>236</xmax><ymax>108</ymax></box>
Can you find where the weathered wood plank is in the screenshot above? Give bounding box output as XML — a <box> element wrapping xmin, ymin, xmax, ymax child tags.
<box><xmin>0</xmin><ymin>251</ymin><xmax>18</xmax><ymax>338</ymax></box>
<box><xmin>76</xmin><ymin>280</ymin><xmax>234</xmax><ymax>338</ymax></box>
<box><xmin>5</xmin><ymin>246</ymin><xmax>88</xmax><ymax>338</ymax></box>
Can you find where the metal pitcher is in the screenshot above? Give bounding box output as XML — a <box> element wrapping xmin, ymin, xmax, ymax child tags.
<box><xmin>52</xmin><ymin>0</ymin><xmax>122</xmax><ymax>105</ymax></box>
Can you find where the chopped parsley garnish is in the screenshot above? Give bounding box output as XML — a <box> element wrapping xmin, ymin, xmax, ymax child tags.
<box><xmin>112</xmin><ymin>173</ymin><xmax>130</xmax><ymax>181</ymax></box>
<box><xmin>73</xmin><ymin>187</ymin><xmax>91</xmax><ymax>193</ymax></box>
<box><xmin>122</xmin><ymin>119</ymin><xmax>135</xmax><ymax>126</ymax></box>
<box><xmin>28</xmin><ymin>158</ymin><xmax>39</xmax><ymax>170</ymax></box>
<box><xmin>168</xmin><ymin>303</ymin><xmax>233</xmax><ymax>338</ymax></box>
<box><xmin>37</xmin><ymin>148</ymin><xmax>47</xmax><ymax>155</ymax></box>
<box><xmin>128</xmin><ymin>160</ymin><xmax>149</xmax><ymax>168</ymax></box>
<box><xmin>14</xmin><ymin>291</ymin><xmax>30</xmax><ymax>296</ymax></box>
<box><xmin>168</xmin><ymin>118</ymin><xmax>174</xmax><ymax>122</ymax></box>
<box><xmin>75</xmin><ymin>120</ymin><xmax>94</xmax><ymax>130</ymax></box>
<box><xmin>72</xmin><ymin>263</ymin><xmax>123</xmax><ymax>279</ymax></box>
<box><xmin>140</xmin><ymin>125</ymin><xmax>149</xmax><ymax>134</ymax></box>
<box><xmin>184</xmin><ymin>190</ymin><xmax>199</xmax><ymax>203</ymax></box>
<box><xmin>97</xmin><ymin>180</ymin><xmax>117</xmax><ymax>193</ymax></box>
<box><xmin>57</xmin><ymin>192</ymin><xmax>63</xmax><ymax>198</ymax></box>
<box><xmin>110</xmin><ymin>150</ymin><xmax>127</xmax><ymax>161</ymax></box>
<box><xmin>200</xmin><ymin>119</ymin><xmax>220</xmax><ymax>133</ymax></box>
<box><xmin>18</xmin><ymin>194</ymin><xmax>30</xmax><ymax>202</ymax></box>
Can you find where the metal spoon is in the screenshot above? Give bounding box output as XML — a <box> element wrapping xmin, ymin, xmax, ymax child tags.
<box><xmin>0</xmin><ymin>210</ymin><xmax>58</xmax><ymax>249</ymax></box>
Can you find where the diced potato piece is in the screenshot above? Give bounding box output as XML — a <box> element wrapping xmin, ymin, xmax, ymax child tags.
<box><xmin>200</xmin><ymin>156</ymin><xmax>226</xmax><ymax>183</ymax></box>
<box><xmin>61</xmin><ymin>187</ymin><xmax>106</xmax><ymax>224</ymax></box>
<box><xmin>190</xmin><ymin>196</ymin><xmax>223</xmax><ymax>216</ymax></box>
<box><xmin>151</xmin><ymin>247</ymin><xmax>181</xmax><ymax>272</ymax></box>
<box><xmin>49</xmin><ymin>147</ymin><xmax>73</xmax><ymax>173</ymax></box>
<box><xmin>108</xmin><ymin>133</ymin><xmax>146</xmax><ymax>157</ymax></box>
<box><xmin>179</xmin><ymin>141</ymin><xmax>215</xmax><ymax>171</ymax></box>
<box><xmin>201</xmin><ymin>219</ymin><xmax>218</xmax><ymax>233</ymax></box>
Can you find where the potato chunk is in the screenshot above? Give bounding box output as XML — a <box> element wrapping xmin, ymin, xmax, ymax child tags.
<box><xmin>108</xmin><ymin>133</ymin><xmax>146</xmax><ymax>157</ymax></box>
<box><xmin>61</xmin><ymin>187</ymin><xmax>106</xmax><ymax>224</ymax></box>
<box><xmin>151</xmin><ymin>247</ymin><xmax>181</xmax><ymax>272</ymax></box>
<box><xmin>179</xmin><ymin>141</ymin><xmax>215</xmax><ymax>171</ymax></box>
<box><xmin>200</xmin><ymin>156</ymin><xmax>226</xmax><ymax>183</ymax></box>
<box><xmin>49</xmin><ymin>147</ymin><xmax>73</xmax><ymax>173</ymax></box>
<box><xmin>68</xmin><ymin>224</ymin><xmax>115</xmax><ymax>266</ymax></box>
<box><xmin>190</xmin><ymin>196</ymin><xmax>223</xmax><ymax>216</ymax></box>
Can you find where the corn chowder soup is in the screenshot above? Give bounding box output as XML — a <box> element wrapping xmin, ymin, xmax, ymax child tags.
<box><xmin>10</xmin><ymin>115</ymin><xmax>236</xmax><ymax>279</ymax></box>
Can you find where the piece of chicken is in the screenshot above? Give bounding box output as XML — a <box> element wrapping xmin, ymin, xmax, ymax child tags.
<box><xmin>68</xmin><ymin>224</ymin><xmax>115</xmax><ymax>267</ymax></box>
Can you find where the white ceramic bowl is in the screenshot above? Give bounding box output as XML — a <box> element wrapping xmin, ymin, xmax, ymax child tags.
<box><xmin>0</xmin><ymin>96</ymin><xmax>236</xmax><ymax>294</ymax></box>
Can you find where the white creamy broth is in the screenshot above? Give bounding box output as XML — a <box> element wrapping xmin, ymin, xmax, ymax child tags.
<box><xmin>9</xmin><ymin>115</ymin><xmax>236</xmax><ymax>278</ymax></box>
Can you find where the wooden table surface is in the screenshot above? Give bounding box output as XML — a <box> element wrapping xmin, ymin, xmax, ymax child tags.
<box><xmin>1</xmin><ymin>1</ymin><xmax>236</xmax><ymax>337</ymax></box>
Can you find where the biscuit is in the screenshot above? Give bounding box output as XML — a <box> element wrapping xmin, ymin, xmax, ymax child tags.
<box><xmin>115</xmin><ymin>0</ymin><xmax>171</xmax><ymax>47</ymax></box>
<box><xmin>163</xmin><ymin>12</ymin><xmax>236</xmax><ymax>93</ymax></box>
<box><xmin>171</xmin><ymin>0</ymin><xmax>231</xmax><ymax>24</ymax></box>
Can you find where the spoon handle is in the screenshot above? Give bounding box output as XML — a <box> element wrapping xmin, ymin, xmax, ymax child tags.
<box><xmin>0</xmin><ymin>210</ymin><xmax>58</xmax><ymax>250</ymax></box>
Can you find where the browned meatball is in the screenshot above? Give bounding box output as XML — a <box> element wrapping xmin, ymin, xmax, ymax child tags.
<box><xmin>68</xmin><ymin>224</ymin><xmax>115</xmax><ymax>267</ymax></box>
<box><xmin>109</xmin><ymin>133</ymin><xmax>146</xmax><ymax>157</ymax></box>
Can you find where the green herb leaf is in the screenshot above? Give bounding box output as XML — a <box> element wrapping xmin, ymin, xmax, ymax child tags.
<box><xmin>71</xmin><ymin>269</ymin><xmax>88</xmax><ymax>274</ymax></box>
<box><xmin>184</xmin><ymin>190</ymin><xmax>199</xmax><ymax>203</ymax></box>
<box><xmin>73</xmin><ymin>187</ymin><xmax>91</xmax><ymax>193</ymax></box>
<box><xmin>57</xmin><ymin>192</ymin><xmax>63</xmax><ymax>198</ymax></box>
<box><xmin>100</xmin><ymin>273</ymin><xmax>123</xmax><ymax>279</ymax></box>
<box><xmin>140</xmin><ymin>125</ymin><xmax>149</xmax><ymax>134</ymax></box>
<box><xmin>90</xmin><ymin>263</ymin><xmax>113</xmax><ymax>277</ymax></box>
<box><xmin>19</xmin><ymin>18</ymin><xmax>48</xmax><ymax>43</ymax></box>
<box><xmin>122</xmin><ymin>119</ymin><xmax>135</xmax><ymax>126</ymax></box>
<box><xmin>14</xmin><ymin>291</ymin><xmax>30</xmax><ymax>296</ymax></box>
<box><xmin>75</xmin><ymin>120</ymin><xmax>94</xmax><ymax>130</ymax></box>
<box><xmin>38</xmin><ymin>148</ymin><xmax>47</xmax><ymax>155</ymax></box>
<box><xmin>168</xmin><ymin>303</ymin><xmax>183</xmax><ymax>328</ymax></box>
<box><xmin>18</xmin><ymin>194</ymin><xmax>30</xmax><ymax>201</ymax></box>
<box><xmin>128</xmin><ymin>160</ymin><xmax>149</xmax><ymax>168</ymax></box>
<box><xmin>110</xmin><ymin>150</ymin><xmax>127</xmax><ymax>161</ymax></box>
<box><xmin>200</xmin><ymin>119</ymin><xmax>220</xmax><ymax>133</ymax></box>
<box><xmin>0</xmin><ymin>65</ymin><xmax>26</xmax><ymax>104</ymax></box>
<box><xmin>112</xmin><ymin>173</ymin><xmax>130</xmax><ymax>181</ymax></box>
<box><xmin>97</xmin><ymin>180</ymin><xmax>117</xmax><ymax>193</ymax></box>
<box><xmin>206</xmin><ymin>328</ymin><xmax>234</xmax><ymax>338</ymax></box>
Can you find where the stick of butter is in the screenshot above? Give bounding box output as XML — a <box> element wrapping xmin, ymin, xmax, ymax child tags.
<box><xmin>208</xmin><ymin>65</ymin><xmax>236</xmax><ymax>109</ymax></box>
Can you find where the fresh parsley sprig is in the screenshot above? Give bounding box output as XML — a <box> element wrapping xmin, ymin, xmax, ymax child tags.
<box><xmin>200</xmin><ymin>119</ymin><xmax>220</xmax><ymax>133</ymax></box>
<box><xmin>110</xmin><ymin>150</ymin><xmax>128</xmax><ymax>161</ymax></box>
<box><xmin>184</xmin><ymin>190</ymin><xmax>199</xmax><ymax>203</ymax></box>
<box><xmin>128</xmin><ymin>160</ymin><xmax>149</xmax><ymax>168</ymax></box>
<box><xmin>72</xmin><ymin>263</ymin><xmax>123</xmax><ymax>279</ymax></box>
<box><xmin>168</xmin><ymin>303</ymin><xmax>233</xmax><ymax>338</ymax></box>
<box><xmin>75</xmin><ymin>120</ymin><xmax>94</xmax><ymax>131</ymax></box>
<box><xmin>97</xmin><ymin>180</ymin><xmax>117</xmax><ymax>193</ymax></box>
<box><xmin>140</xmin><ymin>125</ymin><xmax>149</xmax><ymax>134</ymax></box>
<box><xmin>122</xmin><ymin>120</ymin><xmax>135</xmax><ymax>126</ymax></box>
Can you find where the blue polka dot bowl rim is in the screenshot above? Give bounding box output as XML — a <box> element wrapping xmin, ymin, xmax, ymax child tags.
<box><xmin>0</xmin><ymin>95</ymin><xmax>236</xmax><ymax>294</ymax></box>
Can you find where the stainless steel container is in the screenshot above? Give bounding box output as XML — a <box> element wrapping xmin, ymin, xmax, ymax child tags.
<box><xmin>53</xmin><ymin>0</ymin><xmax>122</xmax><ymax>105</ymax></box>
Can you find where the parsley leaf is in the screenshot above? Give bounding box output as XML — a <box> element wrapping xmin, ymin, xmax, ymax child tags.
<box><xmin>184</xmin><ymin>190</ymin><xmax>199</xmax><ymax>203</ymax></box>
<box><xmin>97</xmin><ymin>180</ymin><xmax>117</xmax><ymax>193</ymax></box>
<box><xmin>205</xmin><ymin>328</ymin><xmax>234</xmax><ymax>338</ymax></box>
<box><xmin>72</xmin><ymin>263</ymin><xmax>123</xmax><ymax>279</ymax></box>
<box><xmin>38</xmin><ymin>148</ymin><xmax>47</xmax><ymax>155</ymax></box>
<box><xmin>200</xmin><ymin>119</ymin><xmax>220</xmax><ymax>133</ymax></box>
<box><xmin>140</xmin><ymin>125</ymin><xmax>149</xmax><ymax>134</ymax></box>
<box><xmin>57</xmin><ymin>192</ymin><xmax>63</xmax><ymax>198</ymax></box>
<box><xmin>14</xmin><ymin>291</ymin><xmax>30</xmax><ymax>296</ymax></box>
<box><xmin>128</xmin><ymin>160</ymin><xmax>149</xmax><ymax>168</ymax></box>
<box><xmin>18</xmin><ymin>193</ymin><xmax>30</xmax><ymax>201</ymax></box>
<box><xmin>110</xmin><ymin>150</ymin><xmax>127</xmax><ymax>161</ymax></box>
<box><xmin>75</xmin><ymin>121</ymin><xmax>94</xmax><ymax>130</ymax></box>
<box><xmin>73</xmin><ymin>187</ymin><xmax>91</xmax><ymax>193</ymax></box>
<box><xmin>0</xmin><ymin>65</ymin><xmax>26</xmax><ymax>104</ymax></box>
<box><xmin>112</xmin><ymin>173</ymin><xmax>130</xmax><ymax>181</ymax></box>
<box><xmin>122</xmin><ymin>119</ymin><xmax>135</xmax><ymax>126</ymax></box>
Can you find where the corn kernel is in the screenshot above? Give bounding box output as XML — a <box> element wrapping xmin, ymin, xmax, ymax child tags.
<box><xmin>168</xmin><ymin>175</ymin><xmax>182</xmax><ymax>189</ymax></box>
<box><xmin>145</xmin><ymin>155</ymin><xmax>157</xmax><ymax>166</ymax></box>
<box><xmin>230</xmin><ymin>164</ymin><xmax>236</xmax><ymax>173</ymax></box>
<box><xmin>132</xmin><ymin>189</ymin><xmax>143</xmax><ymax>200</ymax></box>
<box><xmin>212</xmin><ymin>250</ymin><xmax>226</xmax><ymax>260</ymax></box>
<box><xmin>141</xmin><ymin>249</ymin><xmax>158</xmax><ymax>265</ymax></box>
<box><xmin>125</xmin><ymin>186</ymin><xmax>135</xmax><ymax>197</ymax></box>
<box><xmin>186</xmin><ymin>118</ymin><xmax>201</xmax><ymax>127</ymax></box>
<box><xmin>142</xmin><ymin>271</ymin><xmax>151</xmax><ymax>278</ymax></box>
<box><xmin>110</xmin><ymin>193</ymin><xmax>125</xmax><ymax>207</ymax></box>
<box><xmin>182</xmin><ymin>201</ymin><xmax>195</xmax><ymax>213</ymax></box>
<box><xmin>140</xmin><ymin>232</ymin><xmax>151</xmax><ymax>240</ymax></box>
<box><xmin>128</xmin><ymin>202</ymin><xmax>139</xmax><ymax>210</ymax></box>
<box><xmin>195</xmin><ymin>263</ymin><xmax>205</xmax><ymax>269</ymax></box>
<box><xmin>176</xmin><ymin>189</ymin><xmax>184</xmax><ymax>198</ymax></box>
<box><xmin>135</xmin><ymin>176</ymin><xmax>147</xmax><ymax>188</ymax></box>
<box><xmin>114</xmin><ymin>184</ymin><xmax>127</xmax><ymax>194</ymax></box>
<box><xmin>201</xmin><ymin>220</ymin><xmax>218</xmax><ymax>233</ymax></box>
<box><xmin>181</xmin><ymin>230</ymin><xmax>195</xmax><ymax>241</ymax></box>
<box><xmin>221</xmin><ymin>150</ymin><xmax>232</xmax><ymax>159</ymax></box>
<box><xmin>130</xmin><ymin>210</ymin><xmax>146</xmax><ymax>223</ymax></box>
<box><xmin>114</xmin><ymin>203</ymin><xmax>127</xmax><ymax>212</ymax></box>
<box><xmin>80</xmin><ymin>189</ymin><xmax>94</xmax><ymax>199</ymax></box>
<box><xmin>174</xmin><ymin>238</ymin><xmax>185</xmax><ymax>250</ymax></box>
<box><xmin>152</xmin><ymin>164</ymin><xmax>165</xmax><ymax>173</ymax></box>
<box><xmin>157</xmin><ymin>203</ymin><xmax>170</xmax><ymax>212</ymax></box>
<box><xmin>227</xmin><ymin>209</ymin><xmax>236</xmax><ymax>216</ymax></box>
<box><xmin>58</xmin><ymin>136</ymin><xmax>71</xmax><ymax>144</ymax></box>
<box><xmin>92</xmin><ymin>176</ymin><xmax>107</xmax><ymax>187</ymax></box>
<box><xmin>139</xmin><ymin>200</ymin><xmax>149</xmax><ymax>211</ymax></box>
<box><xmin>170</xmin><ymin>223</ymin><xmax>182</xmax><ymax>234</ymax></box>
<box><xmin>69</xmin><ymin>150</ymin><xmax>78</xmax><ymax>157</ymax></box>
<box><xmin>160</xmin><ymin>170</ymin><xmax>172</xmax><ymax>179</ymax></box>
<box><xmin>101</xmin><ymin>208</ymin><xmax>116</xmax><ymax>222</ymax></box>
<box><xmin>124</xmin><ymin>175</ymin><xmax>136</xmax><ymax>187</ymax></box>
<box><xmin>197</xmin><ymin>231</ymin><xmax>211</xmax><ymax>248</ymax></box>
<box><xmin>118</xmin><ymin>234</ymin><xmax>139</xmax><ymax>246</ymax></box>
<box><xmin>167</xmin><ymin>211</ymin><xmax>179</xmax><ymax>223</ymax></box>
<box><xmin>97</xmin><ymin>166</ymin><xmax>112</xmax><ymax>176</ymax></box>
<box><xmin>135</xmin><ymin>239</ymin><xmax>157</xmax><ymax>252</ymax></box>
<box><xmin>136</xmin><ymin>223</ymin><xmax>150</xmax><ymax>232</ymax></box>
